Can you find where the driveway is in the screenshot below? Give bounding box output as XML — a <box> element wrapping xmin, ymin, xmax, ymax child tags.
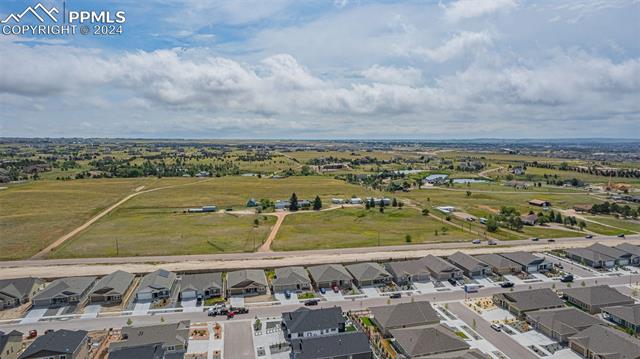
<box><xmin>447</xmin><ymin>302</ymin><xmax>537</xmax><ymax>359</ymax></box>
<box><xmin>132</xmin><ymin>300</ymin><xmax>151</xmax><ymax>315</ymax></box>
<box><xmin>360</xmin><ymin>287</ymin><xmax>381</xmax><ymax>298</ymax></box>
<box><xmin>224</xmin><ymin>321</ymin><xmax>255</xmax><ymax>359</ymax></box>
<box><xmin>81</xmin><ymin>304</ymin><xmax>101</xmax><ymax>319</ymax></box>
<box><xmin>20</xmin><ymin>308</ymin><xmax>47</xmax><ymax>324</ymax></box>
<box><xmin>274</xmin><ymin>292</ymin><xmax>299</xmax><ymax>305</ymax></box>
<box><xmin>181</xmin><ymin>298</ymin><xmax>199</xmax><ymax>312</ymax></box>
<box><xmin>320</xmin><ymin>290</ymin><xmax>344</xmax><ymax>301</ymax></box>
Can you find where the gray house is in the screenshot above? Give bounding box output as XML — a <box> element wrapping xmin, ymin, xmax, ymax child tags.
<box><xmin>585</xmin><ymin>243</ymin><xmax>632</xmax><ymax>266</ymax></box>
<box><xmin>0</xmin><ymin>277</ymin><xmax>45</xmax><ymax>310</ymax></box>
<box><xmin>614</xmin><ymin>243</ymin><xmax>640</xmax><ymax>265</ymax></box>
<box><xmin>307</xmin><ymin>264</ymin><xmax>354</xmax><ymax>290</ymax></box>
<box><xmin>109</xmin><ymin>320</ymin><xmax>189</xmax><ymax>356</ymax></box>
<box><xmin>282</xmin><ymin>307</ymin><xmax>345</xmax><ymax>339</ymax></box>
<box><xmin>562</xmin><ymin>285</ymin><xmax>634</xmax><ymax>314</ymax></box>
<box><xmin>18</xmin><ymin>330</ymin><xmax>90</xmax><ymax>359</ymax></box>
<box><xmin>136</xmin><ymin>269</ymin><xmax>177</xmax><ymax>302</ymax></box>
<box><xmin>499</xmin><ymin>252</ymin><xmax>551</xmax><ymax>273</ymax></box>
<box><xmin>565</xmin><ymin>248</ymin><xmax>615</xmax><ymax>268</ymax></box>
<box><xmin>421</xmin><ymin>255</ymin><xmax>463</xmax><ymax>281</ymax></box>
<box><xmin>180</xmin><ymin>272</ymin><xmax>223</xmax><ymax>300</ymax></box>
<box><xmin>0</xmin><ymin>330</ymin><xmax>23</xmax><ymax>359</ymax></box>
<box><xmin>108</xmin><ymin>343</ymin><xmax>164</xmax><ymax>359</ymax></box>
<box><xmin>525</xmin><ymin>307</ymin><xmax>603</xmax><ymax>343</ymax></box>
<box><xmin>390</xmin><ymin>324</ymin><xmax>470</xmax><ymax>358</ymax></box>
<box><xmin>493</xmin><ymin>288</ymin><xmax>564</xmax><ymax>317</ymax></box>
<box><xmin>447</xmin><ymin>252</ymin><xmax>491</xmax><ymax>278</ymax></box>
<box><xmin>369</xmin><ymin>301</ymin><xmax>439</xmax><ymax>336</ymax></box>
<box><xmin>602</xmin><ymin>304</ymin><xmax>640</xmax><ymax>335</ymax></box>
<box><xmin>345</xmin><ymin>262</ymin><xmax>392</xmax><ymax>287</ymax></box>
<box><xmin>271</xmin><ymin>267</ymin><xmax>312</xmax><ymax>293</ymax></box>
<box><xmin>290</xmin><ymin>332</ymin><xmax>372</xmax><ymax>359</ymax></box>
<box><xmin>568</xmin><ymin>324</ymin><xmax>640</xmax><ymax>359</ymax></box>
<box><xmin>32</xmin><ymin>276</ymin><xmax>97</xmax><ymax>308</ymax></box>
<box><xmin>384</xmin><ymin>259</ymin><xmax>430</xmax><ymax>286</ymax></box>
<box><xmin>89</xmin><ymin>270</ymin><xmax>134</xmax><ymax>305</ymax></box>
<box><xmin>474</xmin><ymin>254</ymin><xmax>520</xmax><ymax>274</ymax></box>
<box><xmin>226</xmin><ymin>269</ymin><xmax>268</xmax><ymax>297</ymax></box>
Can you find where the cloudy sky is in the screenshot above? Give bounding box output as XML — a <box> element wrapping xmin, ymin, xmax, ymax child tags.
<box><xmin>1</xmin><ymin>0</ymin><xmax>639</xmax><ymax>139</ymax></box>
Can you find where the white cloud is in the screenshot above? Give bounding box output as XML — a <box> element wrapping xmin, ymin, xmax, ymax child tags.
<box><xmin>414</xmin><ymin>31</ymin><xmax>492</xmax><ymax>62</ymax></box>
<box><xmin>361</xmin><ymin>65</ymin><xmax>423</xmax><ymax>86</ymax></box>
<box><xmin>443</xmin><ymin>0</ymin><xmax>517</xmax><ymax>22</ymax></box>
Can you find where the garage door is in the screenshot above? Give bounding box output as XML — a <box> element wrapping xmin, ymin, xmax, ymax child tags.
<box><xmin>137</xmin><ymin>292</ymin><xmax>153</xmax><ymax>301</ymax></box>
<box><xmin>181</xmin><ymin>290</ymin><xmax>197</xmax><ymax>300</ymax></box>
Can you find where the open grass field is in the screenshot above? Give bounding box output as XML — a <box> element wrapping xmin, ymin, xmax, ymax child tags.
<box><xmin>584</xmin><ymin>216</ymin><xmax>640</xmax><ymax>233</ymax></box>
<box><xmin>272</xmin><ymin>207</ymin><xmax>476</xmax><ymax>251</ymax></box>
<box><xmin>51</xmin><ymin>211</ymin><xmax>275</xmax><ymax>258</ymax></box>
<box><xmin>0</xmin><ymin>179</ymin><xmax>149</xmax><ymax>260</ymax></box>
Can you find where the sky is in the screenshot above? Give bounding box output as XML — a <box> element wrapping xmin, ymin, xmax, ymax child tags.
<box><xmin>0</xmin><ymin>0</ymin><xmax>639</xmax><ymax>139</ymax></box>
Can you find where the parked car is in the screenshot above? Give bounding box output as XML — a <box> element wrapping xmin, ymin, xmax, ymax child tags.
<box><xmin>500</xmin><ymin>281</ymin><xmax>514</xmax><ymax>288</ymax></box>
<box><xmin>304</xmin><ymin>299</ymin><xmax>319</xmax><ymax>306</ymax></box>
<box><xmin>27</xmin><ymin>330</ymin><xmax>37</xmax><ymax>339</ymax></box>
<box><xmin>490</xmin><ymin>324</ymin><xmax>503</xmax><ymax>332</ymax></box>
<box><xmin>560</xmin><ymin>274</ymin><xmax>574</xmax><ymax>283</ymax></box>
<box><xmin>555</xmin><ymin>263</ymin><xmax>563</xmax><ymax>269</ymax></box>
<box><xmin>530</xmin><ymin>237</ymin><xmax>539</xmax><ymax>241</ymax></box>
<box><xmin>226</xmin><ymin>311</ymin><xmax>236</xmax><ymax>319</ymax></box>
<box><xmin>320</xmin><ymin>287</ymin><xmax>326</xmax><ymax>294</ymax></box>
<box><xmin>547</xmin><ymin>239</ymin><xmax>556</xmax><ymax>242</ymax></box>
<box><xmin>284</xmin><ymin>290</ymin><xmax>292</xmax><ymax>299</ymax></box>
<box><xmin>44</xmin><ymin>329</ymin><xmax>54</xmax><ymax>335</ymax></box>
<box><xmin>488</xmin><ymin>240</ymin><xmax>498</xmax><ymax>245</ymax></box>
<box><xmin>231</xmin><ymin>307</ymin><xmax>249</xmax><ymax>314</ymax></box>
<box><xmin>448</xmin><ymin>278</ymin><xmax>458</xmax><ymax>286</ymax></box>
<box><xmin>332</xmin><ymin>286</ymin><xmax>340</xmax><ymax>293</ymax></box>
<box><xmin>389</xmin><ymin>292</ymin><xmax>402</xmax><ymax>299</ymax></box>
<box><xmin>207</xmin><ymin>306</ymin><xmax>228</xmax><ymax>317</ymax></box>
<box><xmin>618</xmin><ymin>233</ymin><xmax>626</xmax><ymax>238</ymax></box>
<box><xmin>472</xmin><ymin>239</ymin><xmax>481</xmax><ymax>244</ymax></box>
<box><xmin>585</xmin><ymin>235</ymin><xmax>593</xmax><ymax>239</ymax></box>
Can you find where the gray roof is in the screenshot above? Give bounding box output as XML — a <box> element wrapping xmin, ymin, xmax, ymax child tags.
<box><xmin>0</xmin><ymin>330</ymin><xmax>22</xmax><ymax>353</ymax></box>
<box><xmin>615</xmin><ymin>243</ymin><xmax>640</xmax><ymax>257</ymax></box>
<box><xmin>307</xmin><ymin>264</ymin><xmax>353</xmax><ymax>283</ymax></box>
<box><xmin>33</xmin><ymin>276</ymin><xmax>96</xmax><ymax>302</ymax></box>
<box><xmin>18</xmin><ymin>329</ymin><xmax>87</xmax><ymax>358</ymax></box>
<box><xmin>586</xmin><ymin>243</ymin><xmax>630</xmax><ymax>259</ymax></box>
<box><xmin>602</xmin><ymin>304</ymin><xmax>640</xmax><ymax>326</ymax></box>
<box><xmin>138</xmin><ymin>269</ymin><xmax>177</xmax><ymax>294</ymax></box>
<box><xmin>422</xmin><ymin>349</ymin><xmax>489</xmax><ymax>359</ymax></box>
<box><xmin>499</xmin><ymin>252</ymin><xmax>545</xmax><ymax>266</ymax></box>
<box><xmin>345</xmin><ymin>262</ymin><xmax>391</xmax><ymax>282</ymax></box>
<box><xmin>370</xmin><ymin>301</ymin><xmax>439</xmax><ymax>332</ymax></box>
<box><xmin>448</xmin><ymin>252</ymin><xmax>489</xmax><ymax>273</ymax></box>
<box><xmin>110</xmin><ymin>320</ymin><xmax>190</xmax><ymax>351</ymax></box>
<box><xmin>91</xmin><ymin>270</ymin><xmax>134</xmax><ymax>296</ymax></box>
<box><xmin>565</xmin><ymin>248</ymin><xmax>614</xmax><ymax>263</ymax></box>
<box><xmin>563</xmin><ymin>285</ymin><xmax>634</xmax><ymax>307</ymax></box>
<box><xmin>0</xmin><ymin>277</ymin><xmax>43</xmax><ymax>300</ymax></box>
<box><xmin>525</xmin><ymin>307</ymin><xmax>602</xmax><ymax>336</ymax></box>
<box><xmin>181</xmin><ymin>272</ymin><xmax>223</xmax><ymax>292</ymax></box>
<box><xmin>421</xmin><ymin>255</ymin><xmax>461</xmax><ymax>275</ymax></box>
<box><xmin>272</xmin><ymin>267</ymin><xmax>311</xmax><ymax>287</ymax></box>
<box><xmin>282</xmin><ymin>307</ymin><xmax>345</xmax><ymax>333</ymax></box>
<box><xmin>497</xmin><ymin>288</ymin><xmax>564</xmax><ymax>312</ymax></box>
<box><xmin>568</xmin><ymin>324</ymin><xmax>640</xmax><ymax>358</ymax></box>
<box><xmin>109</xmin><ymin>343</ymin><xmax>165</xmax><ymax>359</ymax></box>
<box><xmin>227</xmin><ymin>269</ymin><xmax>268</xmax><ymax>289</ymax></box>
<box><xmin>385</xmin><ymin>259</ymin><xmax>430</xmax><ymax>278</ymax></box>
<box><xmin>291</xmin><ymin>332</ymin><xmax>372</xmax><ymax>359</ymax></box>
<box><xmin>390</xmin><ymin>324</ymin><xmax>470</xmax><ymax>357</ymax></box>
<box><xmin>474</xmin><ymin>254</ymin><xmax>520</xmax><ymax>271</ymax></box>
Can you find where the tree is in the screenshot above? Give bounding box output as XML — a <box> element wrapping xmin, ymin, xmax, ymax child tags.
<box><xmin>313</xmin><ymin>195</ymin><xmax>322</xmax><ymax>210</ymax></box>
<box><xmin>365</xmin><ymin>201</ymin><xmax>371</xmax><ymax>210</ymax></box>
<box><xmin>486</xmin><ymin>216</ymin><xmax>499</xmax><ymax>232</ymax></box>
<box><xmin>578</xmin><ymin>220</ymin><xmax>587</xmax><ymax>231</ymax></box>
<box><xmin>405</xmin><ymin>234</ymin><xmax>412</xmax><ymax>243</ymax></box>
<box><xmin>253</xmin><ymin>218</ymin><xmax>260</xmax><ymax>227</ymax></box>
<box><xmin>466</xmin><ymin>191</ymin><xmax>472</xmax><ymax>197</ymax></box>
<box><xmin>392</xmin><ymin>198</ymin><xmax>398</xmax><ymax>207</ymax></box>
<box><xmin>422</xmin><ymin>208</ymin><xmax>430</xmax><ymax>216</ymax></box>
<box><xmin>127</xmin><ymin>318</ymin><xmax>133</xmax><ymax>326</ymax></box>
<box><xmin>289</xmin><ymin>193</ymin><xmax>299</xmax><ymax>211</ymax></box>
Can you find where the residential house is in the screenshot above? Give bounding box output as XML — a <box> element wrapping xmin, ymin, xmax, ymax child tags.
<box><xmin>226</xmin><ymin>269</ymin><xmax>268</xmax><ymax>297</ymax></box>
<box><xmin>307</xmin><ymin>264</ymin><xmax>354</xmax><ymax>290</ymax></box>
<box><xmin>474</xmin><ymin>254</ymin><xmax>520</xmax><ymax>275</ymax></box>
<box><xmin>421</xmin><ymin>255</ymin><xmax>463</xmax><ymax>281</ymax></box>
<box><xmin>290</xmin><ymin>332</ymin><xmax>372</xmax><ymax>359</ymax></box>
<box><xmin>282</xmin><ymin>307</ymin><xmax>345</xmax><ymax>339</ymax></box>
<box><xmin>499</xmin><ymin>252</ymin><xmax>551</xmax><ymax>273</ymax></box>
<box><xmin>0</xmin><ymin>330</ymin><xmax>22</xmax><ymax>359</ymax></box>
<box><xmin>447</xmin><ymin>252</ymin><xmax>490</xmax><ymax>278</ymax></box>
<box><xmin>348</xmin><ymin>198</ymin><xmax>362</xmax><ymax>205</ymax></box>
<box><xmin>18</xmin><ymin>330</ymin><xmax>90</xmax><ymax>359</ymax></box>
<box><xmin>528</xmin><ymin>199</ymin><xmax>551</xmax><ymax>207</ymax></box>
<box><xmin>493</xmin><ymin>288</ymin><xmax>564</xmax><ymax>317</ymax></box>
<box><xmin>384</xmin><ymin>260</ymin><xmax>430</xmax><ymax>286</ymax></box>
<box><xmin>564</xmin><ymin>248</ymin><xmax>615</xmax><ymax>268</ymax></box>
<box><xmin>136</xmin><ymin>269</ymin><xmax>177</xmax><ymax>302</ymax></box>
<box><xmin>573</xmin><ymin>204</ymin><xmax>593</xmax><ymax>213</ymax></box>
<box><xmin>585</xmin><ymin>243</ymin><xmax>632</xmax><ymax>266</ymax></box>
<box><xmin>275</xmin><ymin>200</ymin><xmax>290</xmax><ymax>210</ymax></box>
<box><xmin>525</xmin><ymin>308</ymin><xmax>603</xmax><ymax>343</ymax></box>
<box><xmin>89</xmin><ymin>270</ymin><xmax>134</xmax><ymax>305</ymax></box>
<box><xmin>568</xmin><ymin>324</ymin><xmax>640</xmax><ymax>359</ymax></box>
<box><xmin>179</xmin><ymin>272</ymin><xmax>223</xmax><ymax>300</ymax></box>
<box><xmin>32</xmin><ymin>276</ymin><xmax>96</xmax><ymax>308</ymax></box>
<box><xmin>109</xmin><ymin>321</ymin><xmax>189</xmax><ymax>356</ymax></box>
<box><xmin>271</xmin><ymin>267</ymin><xmax>312</xmax><ymax>293</ymax></box>
<box><xmin>614</xmin><ymin>243</ymin><xmax>640</xmax><ymax>265</ymax></box>
<box><xmin>562</xmin><ymin>285</ymin><xmax>634</xmax><ymax>314</ymax></box>
<box><xmin>602</xmin><ymin>304</ymin><xmax>640</xmax><ymax>335</ymax></box>
<box><xmin>423</xmin><ymin>174</ymin><xmax>449</xmax><ymax>185</ymax></box>
<box><xmin>521</xmin><ymin>213</ymin><xmax>538</xmax><ymax>226</ymax></box>
<box><xmin>108</xmin><ymin>343</ymin><xmax>165</xmax><ymax>359</ymax></box>
<box><xmin>345</xmin><ymin>263</ymin><xmax>392</xmax><ymax>287</ymax></box>
<box><xmin>369</xmin><ymin>301</ymin><xmax>439</xmax><ymax>337</ymax></box>
<box><xmin>0</xmin><ymin>277</ymin><xmax>45</xmax><ymax>310</ymax></box>
<box><xmin>390</xmin><ymin>324</ymin><xmax>470</xmax><ymax>358</ymax></box>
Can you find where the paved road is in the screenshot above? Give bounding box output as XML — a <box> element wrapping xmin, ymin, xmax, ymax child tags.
<box><xmin>224</xmin><ymin>321</ymin><xmax>255</xmax><ymax>359</ymax></box>
<box><xmin>448</xmin><ymin>302</ymin><xmax>537</xmax><ymax>359</ymax></box>
<box><xmin>2</xmin><ymin>236</ymin><xmax>637</xmax><ymax>280</ymax></box>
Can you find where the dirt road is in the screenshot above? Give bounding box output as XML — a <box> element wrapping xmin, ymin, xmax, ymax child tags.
<box><xmin>258</xmin><ymin>212</ymin><xmax>287</xmax><ymax>252</ymax></box>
